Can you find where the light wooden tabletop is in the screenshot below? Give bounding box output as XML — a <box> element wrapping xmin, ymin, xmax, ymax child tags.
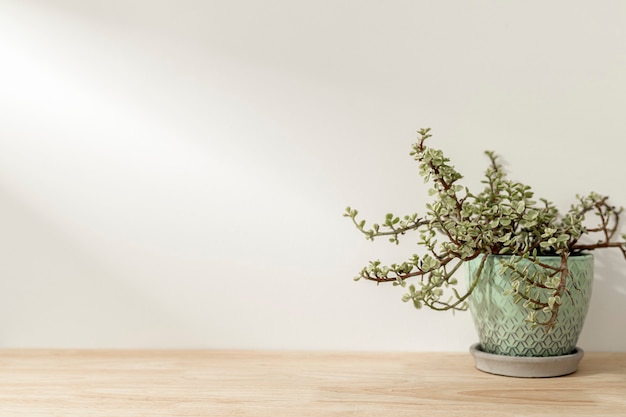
<box><xmin>0</xmin><ymin>350</ymin><xmax>624</xmax><ymax>416</ymax></box>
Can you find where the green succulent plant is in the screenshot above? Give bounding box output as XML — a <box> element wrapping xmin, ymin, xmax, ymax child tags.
<box><xmin>345</xmin><ymin>128</ymin><xmax>626</xmax><ymax>331</ymax></box>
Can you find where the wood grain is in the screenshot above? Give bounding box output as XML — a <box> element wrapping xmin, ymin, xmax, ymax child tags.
<box><xmin>0</xmin><ymin>350</ymin><xmax>624</xmax><ymax>416</ymax></box>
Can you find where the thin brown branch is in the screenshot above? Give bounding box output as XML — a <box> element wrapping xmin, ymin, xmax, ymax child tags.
<box><xmin>573</xmin><ymin>241</ymin><xmax>626</xmax><ymax>259</ymax></box>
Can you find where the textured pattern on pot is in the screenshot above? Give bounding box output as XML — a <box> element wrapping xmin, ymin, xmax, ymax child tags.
<box><xmin>466</xmin><ymin>254</ymin><xmax>593</xmax><ymax>357</ymax></box>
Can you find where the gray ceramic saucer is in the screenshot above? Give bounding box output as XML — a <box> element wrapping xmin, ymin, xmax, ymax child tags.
<box><xmin>469</xmin><ymin>343</ymin><xmax>584</xmax><ymax>378</ymax></box>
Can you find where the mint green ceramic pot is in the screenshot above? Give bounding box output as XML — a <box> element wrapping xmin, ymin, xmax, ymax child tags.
<box><xmin>466</xmin><ymin>254</ymin><xmax>593</xmax><ymax>357</ymax></box>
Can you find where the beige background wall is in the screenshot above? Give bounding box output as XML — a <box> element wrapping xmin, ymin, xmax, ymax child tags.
<box><xmin>1</xmin><ymin>0</ymin><xmax>625</xmax><ymax>350</ymax></box>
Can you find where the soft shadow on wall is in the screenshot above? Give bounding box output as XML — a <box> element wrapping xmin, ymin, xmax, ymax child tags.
<box><xmin>1</xmin><ymin>0</ymin><xmax>625</xmax><ymax>351</ymax></box>
<box><xmin>0</xmin><ymin>185</ymin><xmax>203</xmax><ymax>348</ymax></box>
<box><xmin>578</xmin><ymin>250</ymin><xmax>626</xmax><ymax>351</ymax></box>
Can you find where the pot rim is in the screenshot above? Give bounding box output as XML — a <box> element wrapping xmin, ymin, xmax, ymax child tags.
<box><xmin>475</xmin><ymin>253</ymin><xmax>593</xmax><ymax>260</ymax></box>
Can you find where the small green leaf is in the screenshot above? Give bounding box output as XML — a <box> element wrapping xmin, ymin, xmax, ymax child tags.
<box><xmin>525</xmin><ymin>209</ymin><xmax>539</xmax><ymax>220</ymax></box>
<box><xmin>556</xmin><ymin>234</ymin><xmax>570</xmax><ymax>243</ymax></box>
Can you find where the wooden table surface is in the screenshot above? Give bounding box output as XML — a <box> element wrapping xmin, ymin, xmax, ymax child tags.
<box><xmin>0</xmin><ymin>350</ymin><xmax>624</xmax><ymax>416</ymax></box>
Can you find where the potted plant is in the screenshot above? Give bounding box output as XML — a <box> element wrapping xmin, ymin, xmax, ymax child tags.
<box><xmin>345</xmin><ymin>128</ymin><xmax>626</xmax><ymax>377</ymax></box>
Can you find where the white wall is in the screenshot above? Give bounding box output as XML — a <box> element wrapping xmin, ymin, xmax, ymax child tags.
<box><xmin>0</xmin><ymin>0</ymin><xmax>625</xmax><ymax>350</ymax></box>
